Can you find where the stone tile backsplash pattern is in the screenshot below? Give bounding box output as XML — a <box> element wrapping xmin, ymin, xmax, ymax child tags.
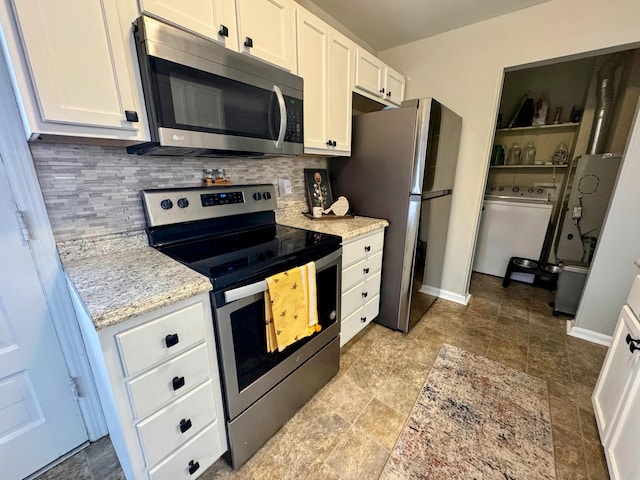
<box><xmin>31</xmin><ymin>143</ymin><xmax>327</xmax><ymax>242</ymax></box>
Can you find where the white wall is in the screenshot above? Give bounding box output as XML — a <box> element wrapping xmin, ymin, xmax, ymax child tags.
<box><xmin>380</xmin><ymin>0</ymin><xmax>640</xmax><ymax>335</ymax></box>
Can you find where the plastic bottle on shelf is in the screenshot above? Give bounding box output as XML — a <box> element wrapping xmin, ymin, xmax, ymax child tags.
<box><xmin>506</xmin><ymin>143</ymin><xmax>521</xmax><ymax>165</ymax></box>
<box><xmin>521</xmin><ymin>142</ymin><xmax>536</xmax><ymax>165</ymax></box>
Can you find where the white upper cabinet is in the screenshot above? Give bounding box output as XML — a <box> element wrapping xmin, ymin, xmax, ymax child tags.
<box><xmin>326</xmin><ymin>30</ymin><xmax>353</xmax><ymax>153</ymax></box>
<box><xmin>354</xmin><ymin>48</ymin><xmax>385</xmax><ymax>99</ymax></box>
<box><xmin>384</xmin><ymin>65</ymin><xmax>406</xmax><ymax>106</ymax></box>
<box><xmin>296</xmin><ymin>8</ymin><xmax>328</xmax><ymax>151</ymax></box>
<box><xmin>295</xmin><ymin>7</ymin><xmax>353</xmax><ymax>155</ymax></box>
<box><xmin>354</xmin><ymin>47</ymin><xmax>405</xmax><ymax>107</ymax></box>
<box><xmin>0</xmin><ymin>0</ymin><xmax>148</xmax><ymax>140</ymax></box>
<box><xmin>236</xmin><ymin>0</ymin><xmax>295</xmax><ymax>71</ymax></box>
<box><xmin>139</xmin><ymin>0</ymin><xmax>239</xmax><ymax>51</ymax></box>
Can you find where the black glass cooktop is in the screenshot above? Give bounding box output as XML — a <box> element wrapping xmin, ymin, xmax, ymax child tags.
<box><xmin>158</xmin><ymin>224</ymin><xmax>341</xmax><ymax>291</ymax></box>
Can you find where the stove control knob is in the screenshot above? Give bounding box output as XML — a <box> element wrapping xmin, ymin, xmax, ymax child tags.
<box><xmin>498</xmin><ymin>186</ymin><xmax>504</xmax><ymax>191</ymax></box>
<box><xmin>160</xmin><ymin>199</ymin><xmax>173</xmax><ymax>210</ymax></box>
<box><xmin>528</xmin><ymin>188</ymin><xmax>534</xmax><ymax>193</ymax></box>
<box><xmin>512</xmin><ymin>186</ymin><xmax>520</xmax><ymax>193</ymax></box>
<box><xmin>263</xmin><ymin>191</ymin><xmax>272</xmax><ymax>200</ymax></box>
<box><xmin>253</xmin><ymin>192</ymin><xmax>262</xmax><ymax>201</ymax></box>
<box><xmin>177</xmin><ymin>198</ymin><xmax>189</xmax><ymax>208</ymax></box>
<box><xmin>537</xmin><ymin>188</ymin><xmax>545</xmax><ymax>194</ymax></box>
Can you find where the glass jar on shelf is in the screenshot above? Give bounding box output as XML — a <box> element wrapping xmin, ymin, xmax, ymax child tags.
<box><xmin>521</xmin><ymin>142</ymin><xmax>536</xmax><ymax>165</ymax></box>
<box><xmin>506</xmin><ymin>143</ymin><xmax>521</xmax><ymax>165</ymax></box>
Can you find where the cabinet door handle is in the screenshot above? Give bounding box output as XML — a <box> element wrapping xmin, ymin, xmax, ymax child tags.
<box><xmin>387</xmin><ymin>91</ymin><xmax>392</xmax><ymax>97</ymax></box>
<box><xmin>219</xmin><ymin>24</ymin><xmax>229</xmax><ymax>37</ymax></box>
<box><xmin>626</xmin><ymin>333</ymin><xmax>639</xmax><ymax>344</ymax></box>
<box><xmin>363</xmin><ymin>267</ymin><xmax>370</xmax><ymax>274</ymax></box>
<box><xmin>165</xmin><ymin>333</ymin><xmax>179</xmax><ymax>348</ymax></box>
<box><xmin>362</xmin><ymin>291</ymin><xmax>368</xmax><ymax>298</ymax></box>
<box><xmin>188</xmin><ymin>460</ymin><xmax>200</xmax><ymax>475</ymax></box>
<box><xmin>172</xmin><ymin>376</ymin><xmax>185</xmax><ymax>391</ymax></box>
<box><xmin>380</xmin><ymin>87</ymin><xmax>385</xmax><ymax>94</ymax></box>
<box><xmin>326</xmin><ymin>140</ymin><xmax>332</xmax><ymax>146</ymax></box>
<box><xmin>124</xmin><ymin>110</ymin><xmax>138</xmax><ymax>122</ymax></box>
<box><xmin>364</xmin><ymin>245</ymin><xmax>371</xmax><ymax>252</ymax></box>
<box><xmin>332</xmin><ymin>140</ymin><xmax>337</xmax><ymax>147</ymax></box>
<box><xmin>631</xmin><ymin>343</ymin><xmax>640</xmax><ymax>354</ymax></box>
<box><xmin>179</xmin><ymin>418</ymin><xmax>193</xmax><ymax>433</ymax></box>
<box><xmin>360</xmin><ymin>316</ymin><xmax>367</xmax><ymax>323</ymax></box>
<box><xmin>244</xmin><ymin>37</ymin><xmax>253</xmax><ymax>48</ymax></box>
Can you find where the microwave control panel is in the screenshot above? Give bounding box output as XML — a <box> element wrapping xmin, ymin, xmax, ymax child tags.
<box><xmin>284</xmin><ymin>96</ymin><xmax>303</xmax><ymax>144</ymax></box>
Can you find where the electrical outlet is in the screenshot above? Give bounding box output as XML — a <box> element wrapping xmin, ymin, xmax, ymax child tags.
<box><xmin>572</xmin><ymin>206</ymin><xmax>582</xmax><ymax>219</ymax></box>
<box><xmin>277</xmin><ymin>177</ymin><xmax>292</xmax><ymax>196</ymax></box>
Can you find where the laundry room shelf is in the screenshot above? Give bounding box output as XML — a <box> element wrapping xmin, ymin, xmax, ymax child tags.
<box><xmin>496</xmin><ymin>123</ymin><xmax>579</xmax><ymax>132</ymax></box>
<box><xmin>490</xmin><ymin>164</ymin><xmax>568</xmax><ymax>169</ymax></box>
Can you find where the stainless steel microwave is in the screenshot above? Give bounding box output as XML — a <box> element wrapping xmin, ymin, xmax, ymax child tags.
<box><xmin>128</xmin><ymin>15</ymin><xmax>303</xmax><ymax>157</ymax></box>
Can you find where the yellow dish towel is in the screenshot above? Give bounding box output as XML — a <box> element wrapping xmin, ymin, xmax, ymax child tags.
<box><xmin>265</xmin><ymin>262</ymin><xmax>319</xmax><ymax>353</ymax></box>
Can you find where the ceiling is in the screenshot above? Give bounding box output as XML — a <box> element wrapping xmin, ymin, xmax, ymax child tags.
<box><xmin>308</xmin><ymin>0</ymin><xmax>551</xmax><ymax>51</ymax></box>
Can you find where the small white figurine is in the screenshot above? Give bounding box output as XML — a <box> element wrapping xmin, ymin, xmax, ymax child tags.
<box><xmin>323</xmin><ymin>196</ymin><xmax>349</xmax><ymax>216</ymax></box>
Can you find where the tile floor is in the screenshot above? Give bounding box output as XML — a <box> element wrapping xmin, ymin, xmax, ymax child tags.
<box><xmin>37</xmin><ymin>273</ymin><xmax>610</xmax><ymax>480</ymax></box>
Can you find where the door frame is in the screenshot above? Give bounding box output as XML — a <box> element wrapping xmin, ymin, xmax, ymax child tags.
<box><xmin>0</xmin><ymin>46</ymin><xmax>107</xmax><ymax>440</ymax></box>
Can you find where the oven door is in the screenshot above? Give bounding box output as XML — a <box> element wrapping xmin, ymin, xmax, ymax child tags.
<box><xmin>212</xmin><ymin>249</ymin><xmax>341</xmax><ymax>420</ymax></box>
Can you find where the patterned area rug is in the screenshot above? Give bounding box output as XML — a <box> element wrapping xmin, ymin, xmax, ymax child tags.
<box><xmin>381</xmin><ymin>344</ymin><xmax>555</xmax><ymax>479</ymax></box>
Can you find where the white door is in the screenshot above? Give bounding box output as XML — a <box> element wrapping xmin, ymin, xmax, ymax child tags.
<box><xmin>0</xmin><ymin>157</ymin><xmax>87</xmax><ymax>479</ymax></box>
<box><xmin>327</xmin><ymin>30</ymin><xmax>353</xmax><ymax>154</ymax></box>
<box><xmin>236</xmin><ymin>0</ymin><xmax>295</xmax><ymax>71</ymax></box>
<box><xmin>296</xmin><ymin>7</ymin><xmax>328</xmax><ymax>151</ymax></box>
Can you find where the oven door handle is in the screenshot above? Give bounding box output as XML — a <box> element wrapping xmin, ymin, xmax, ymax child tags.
<box><xmin>224</xmin><ymin>279</ymin><xmax>268</xmax><ymax>303</ymax></box>
<box><xmin>273</xmin><ymin>85</ymin><xmax>286</xmax><ymax>149</ymax></box>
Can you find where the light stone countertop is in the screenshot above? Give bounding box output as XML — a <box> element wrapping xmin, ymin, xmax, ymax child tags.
<box><xmin>61</xmin><ymin>212</ymin><xmax>387</xmax><ymax>331</ymax></box>
<box><xmin>276</xmin><ymin>211</ymin><xmax>388</xmax><ymax>241</ymax></box>
<box><xmin>62</xmin><ymin>239</ymin><xmax>211</xmax><ymax>331</ymax></box>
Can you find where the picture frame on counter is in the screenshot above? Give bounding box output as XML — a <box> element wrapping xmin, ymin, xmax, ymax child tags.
<box><xmin>304</xmin><ymin>168</ymin><xmax>334</xmax><ymax>212</ymax></box>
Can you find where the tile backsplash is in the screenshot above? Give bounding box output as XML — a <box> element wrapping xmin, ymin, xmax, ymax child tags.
<box><xmin>31</xmin><ymin>142</ymin><xmax>327</xmax><ymax>243</ymax></box>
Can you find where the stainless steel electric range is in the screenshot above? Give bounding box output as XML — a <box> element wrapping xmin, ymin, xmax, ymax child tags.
<box><xmin>141</xmin><ymin>184</ymin><xmax>342</xmax><ymax>468</ymax></box>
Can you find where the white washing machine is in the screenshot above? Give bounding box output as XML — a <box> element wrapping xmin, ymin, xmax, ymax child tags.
<box><xmin>473</xmin><ymin>185</ymin><xmax>553</xmax><ymax>277</ymax></box>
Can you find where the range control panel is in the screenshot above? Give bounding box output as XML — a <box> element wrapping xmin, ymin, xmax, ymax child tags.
<box><xmin>142</xmin><ymin>184</ymin><xmax>277</xmax><ymax>227</ymax></box>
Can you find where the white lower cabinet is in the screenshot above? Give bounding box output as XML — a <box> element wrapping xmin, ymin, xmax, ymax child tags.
<box><xmin>75</xmin><ymin>292</ymin><xmax>227</xmax><ymax>480</ymax></box>
<box><xmin>593</xmin><ymin>273</ymin><xmax>640</xmax><ymax>479</ymax></box>
<box><xmin>340</xmin><ymin>229</ymin><xmax>385</xmax><ymax>347</ymax></box>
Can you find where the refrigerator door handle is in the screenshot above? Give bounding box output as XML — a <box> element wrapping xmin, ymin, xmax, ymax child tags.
<box><xmin>420</xmin><ymin>189</ymin><xmax>451</xmax><ymax>201</ymax></box>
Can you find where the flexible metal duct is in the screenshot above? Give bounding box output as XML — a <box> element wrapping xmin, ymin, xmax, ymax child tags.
<box><xmin>587</xmin><ymin>54</ymin><xmax>625</xmax><ymax>154</ymax></box>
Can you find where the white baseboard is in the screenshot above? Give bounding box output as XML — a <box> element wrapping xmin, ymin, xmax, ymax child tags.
<box><xmin>566</xmin><ymin>319</ymin><xmax>612</xmax><ymax>347</ymax></box>
<box><xmin>419</xmin><ymin>285</ymin><xmax>471</xmax><ymax>306</ymax></box>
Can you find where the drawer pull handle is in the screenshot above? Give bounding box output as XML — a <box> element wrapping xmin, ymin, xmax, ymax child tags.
<box><xmin>363</xmin><ymin>267</ymin><xmax>370</xmax><ymax>274</ymax></box>
<box><xmin>165</xmin><ymin>333</ymin><xmax>179</xmax><ymax>348</ymax></box>
<box><xmin>631</xmin><ymin>343</ymin><xmax>640</xmax><ymax>354</ymax></box>
<box><xmin>364</xmin><ymin>245</ymin><xmax>371</xmax><ymax>252</ymax></box>
<box><xmin>188</xmin><ymin>460</ymin><xmax>200</xmax><ymax>475</ymax></box>
<box><xmin>362</xmin><ymin>291</ymin><xmax>368</xmax><ymax>298</ymax></box>
<box><xmin>361</xmin><ymin>316</ymin><xmax>367</xmax><ymax>323</ymax></box>
<box><xmin>172</xmin><ymin>376</ymin><xmax>185</xmax><ymax>391</ymax></box>
<box><xmin>179</xmin><ymin>418</ymin><xmax>192</xmax><ymax>433</ymax></box>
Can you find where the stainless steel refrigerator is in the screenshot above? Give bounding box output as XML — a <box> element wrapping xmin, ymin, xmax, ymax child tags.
<box><xmin>554</xmin><ymin>153</ymin><xmax>622</xmax><ymax>264</ymax></box>
<box><xmin>329</xmin><ymin>98</ymin><xmax>462</xmax><ymax>332</ymax></box>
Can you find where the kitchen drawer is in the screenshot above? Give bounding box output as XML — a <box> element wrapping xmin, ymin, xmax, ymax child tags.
<box><xmin>342</xmin><ymin>230</ymin><xmax>384</xmax><ymax>268</ymax></box>
<box><xmin>137</xmin><ymin>379</ymin><xmax>217</xmax><ymax>467</ymax></box>
<box><xmin>127</xmin><ymin>343</ymin><xmax>211</xmax><ymax>419</ymax></box>
<box><xmin>341</xmin><ymin>295</ymin><xmax>380</xmax><ymax>347</ymax></box>
<box><xmin>342</xmin><ymin>271</ymin><xmax>381</xmax><ymax>320</ymax></box>
<box><xmin>342</xmin><ymin>251</ymin><xmax>382</xmax><ymax>293</ymax></box>
<box><xmin>148</xmin><ymin>422</ymin><xmax>222</xmax><ymax>480</ymax></box>
<box><xmin>116</xmin><ymin>301</ymin><xmax>207</xmax><ymax>377</ymax></box>
<box><xmin>627</xmin><ymin>275</ymin><xmax>640</xmax><ymax>318</ymax></box>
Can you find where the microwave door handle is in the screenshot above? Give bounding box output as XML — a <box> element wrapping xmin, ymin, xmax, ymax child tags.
<box><xmin>273</xmin><ymin>85</ymin><xmax>286</xmax><ymax>148</ymax></box>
